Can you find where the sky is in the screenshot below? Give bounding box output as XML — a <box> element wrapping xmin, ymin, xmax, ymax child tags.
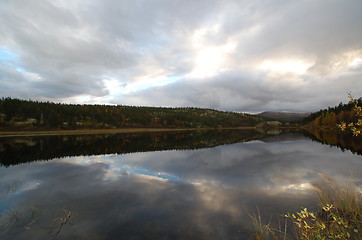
<box><xmin>0</xmin><ymin>0</ymin><xmax>361</xmax><ymax>113</ymax></box>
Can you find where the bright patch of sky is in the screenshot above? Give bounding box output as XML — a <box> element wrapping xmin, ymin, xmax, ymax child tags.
<box><xmin>121</xmin><ymin>167</ymin><xmax>181</xmax><ymax>182</ymax></box>
<box><xmin>349</xmin><ymin>57</ymin><xmax>362</xmax><ymax>71</ymax></box>
<box><xmin>60</xmin><ymin>154</ymin><xmax>181</xmax><ymax>182</ymax></box>
<box><xmin>0</xmin><ymin>48</ymin><xmax>26</xmax><ymax>73</ymax></box>
<box><xmin>121</xmin><ymin>75</ymin><xmax>181</xmax><ymax>94</ymax></box>
<box><xmin>188</xmin><ymin>25</ymin><xmax>236</xmax><ymax>78</ymax></box>
<box><xmin>0</xmin><ymin>48</ymin><xmax>16</xmax><ymax>61</ymax></box>
<box><xmin>258</xmin><ymin>60</ymin><xmax>312</xmax><ymax>74</ymax></box>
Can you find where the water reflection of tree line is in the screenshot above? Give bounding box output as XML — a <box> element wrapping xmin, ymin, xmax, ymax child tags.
<box><xmin>304</xmin><ymin>130</ymin><xmax>362</xmax><ymax>155</ymax></box>
<box><xmin>0</xmin><ymin>130</ymin><xmax>266</xmax><ymax>167</ymax></box>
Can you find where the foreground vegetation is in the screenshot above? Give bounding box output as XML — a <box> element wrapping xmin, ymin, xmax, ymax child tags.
<box><xmin>251</xmin><ymin>175</ymin><xmax>362</xmax><ymax>240</ymax></box>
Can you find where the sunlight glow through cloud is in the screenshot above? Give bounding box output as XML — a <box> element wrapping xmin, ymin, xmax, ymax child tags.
<box><xmin>258</xmin><ymin>60</ymin><xmax>311</xmax><ymax>74</ymax></box>
<box><xmin>189</xmin><ymin>25</ymin><xmax>236</xmax><ymax>78</ymax></box>
<box><xmin>349</xmin><ymin>58</ymin><xmax>362</xmax><ymax>67</ymax></box>
<box><xmin>190</xmin><ymin>43</ymin><xmax>236</xmax><ymax>78</ymax></box>
<box><xmin>123</xmin><ymin>76</ymin><xmax>180</xmax><ymax>93</ymax></box>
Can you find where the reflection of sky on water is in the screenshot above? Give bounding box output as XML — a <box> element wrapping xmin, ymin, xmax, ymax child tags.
<box><xmin>120</xmin><ymin>167</ymin><xmax>181</xmax><ymax>182</ymax></box>
<box><xmin>0</xmin><ymin>136</ymin><xmax>361</xmax><ymax>239</ymax></box>
<box><xmin>59</xmin><ymin>138</ymin><xmax>362</xmax><ymax>190</ymax></box>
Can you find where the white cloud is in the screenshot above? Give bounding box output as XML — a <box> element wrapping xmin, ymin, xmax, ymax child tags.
<box><xmin>258</xmin><ymin>60</ymin><xmax>311</xmax><ymax>74</ymax></box>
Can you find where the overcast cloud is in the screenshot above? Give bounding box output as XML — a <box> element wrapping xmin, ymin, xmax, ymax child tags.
<box><xmin>0</xmin><ymin>0</ymin><xmax>361</xmax><ymax>112</ymax></box>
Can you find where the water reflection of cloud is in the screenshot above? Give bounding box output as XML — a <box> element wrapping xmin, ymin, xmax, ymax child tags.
<box><xmin>59</xmin><ymin>155</ymin><xmax>116</xmax><ymax>165</ymax></box>
<box><xmin>102</xmin><ymin>141</ymin><xmax>359</xmax><ymax>191</ymax></box>
<box><xmin>55</xmin><ymin>139</ymin><xmax>362</xmax><ymax>195</ymax></box>
<box><xmin>121</xmin><ymin>167</ymin><xmax>181</xmax><ymax>182</ymax></box>
<box><xmin>0</xmin><ymin>137</ymin><xmax>361</xmax><ymax>239</ymax></box>
<box><xmin>0</xmin><ymin>159</ymin><xmax>298</xmax><ymax>239</ymax></box>
<box><xmin>273</xmin><ymin>182</ymin><xmax>315</xmax><ymax>193</ymax></box>
<box><xmin>55</xmin><ymin>138</ymin><xmax>362</xmax><ymax>195</ymax></box>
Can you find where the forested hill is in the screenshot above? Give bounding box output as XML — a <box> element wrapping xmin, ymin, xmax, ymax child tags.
<box><xmin>257</xmin><ymin>111</ymin><xmax>309</xmax><ymax>122</ymax></box>
<box><xmin>0</xmin><ymin>97</ymin><xmax>264</xmax><ymax>130</ymax></box>
<box><xmin>304</xmin><ymin>98</ymin><xmax>362</xmax><ymax>130</ymax></box>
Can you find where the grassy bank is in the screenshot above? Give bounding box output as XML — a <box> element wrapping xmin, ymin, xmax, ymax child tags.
<box><xmin>0</xmin><ymin>127</ymin><xmax>257</xmax><ymax>137</ymax></box>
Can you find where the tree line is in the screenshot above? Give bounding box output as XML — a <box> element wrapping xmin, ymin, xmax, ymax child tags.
<box><xmin>303</xmin><ymin>98</ymin><xmax>362</xmax><ymax>131</ymax></box>
<box><xmin>0</xmin><ymin>97</ymin><xmax>263</xmax><ymax>130</ymax></box>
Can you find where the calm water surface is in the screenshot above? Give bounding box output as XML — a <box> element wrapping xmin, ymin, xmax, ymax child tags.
<box><xmin>0</xmin><ymin>130</ymin><xmax>361</xmax><ymax>239</ymax></box>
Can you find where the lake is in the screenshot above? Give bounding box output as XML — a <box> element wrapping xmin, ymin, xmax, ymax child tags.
<box><xmin>0</xmin><ymin>130</ymin><xmax>361</xmax><ymax>239</ymax></box>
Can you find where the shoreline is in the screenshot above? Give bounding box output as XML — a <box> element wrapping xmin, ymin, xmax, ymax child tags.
<box><xmin>0</xmin><ymin>127</ymin><xmax>257</xmax><ymax>137</ymax></box>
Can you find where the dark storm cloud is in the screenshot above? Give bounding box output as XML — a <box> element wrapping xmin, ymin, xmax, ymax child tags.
<box><xmin>237</xmin><ymin>1</ymin><xmax>362</xmax><ymax>57</ymax></box>
<box><xmin>122</xmin><ymin>70</ymin><xmax>362</xmax><ymax>112</ymax></box>
<box><xmin>0</xmin><ymin>0</ymin><xmax>361</xmax><ymax>111</ymax></box>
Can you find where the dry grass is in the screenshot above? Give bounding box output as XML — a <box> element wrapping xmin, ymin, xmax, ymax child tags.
<box><xmin>0</xmin><ymin>127</ymin><xmax>256</xmax><ymax>137</ymax></box>
<box><xmin>314</xmin><ymin>174</ymin><xmax>361</xmax><ymax>214</ymax></box>
<box><xmin>250</xmin><ymin>175</ymin><xmax>362</xmax><ymax>240</ymax></box>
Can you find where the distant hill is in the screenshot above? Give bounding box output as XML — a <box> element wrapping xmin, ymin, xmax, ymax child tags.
<box><xmin>257</xmin><ymin>111</ymin><xmax>310</xmax><ymax>122</ymax></box>
<box><xmin>0</xmin><ymin>97</ymin><xmax>266</xmax><ymax>130</ymax></box>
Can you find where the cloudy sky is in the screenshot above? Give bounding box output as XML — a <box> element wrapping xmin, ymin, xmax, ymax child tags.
<box><xmin>0</xmin><ymin>0</ymin><xmax>361</xmax><ymax>113</ymax></box>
